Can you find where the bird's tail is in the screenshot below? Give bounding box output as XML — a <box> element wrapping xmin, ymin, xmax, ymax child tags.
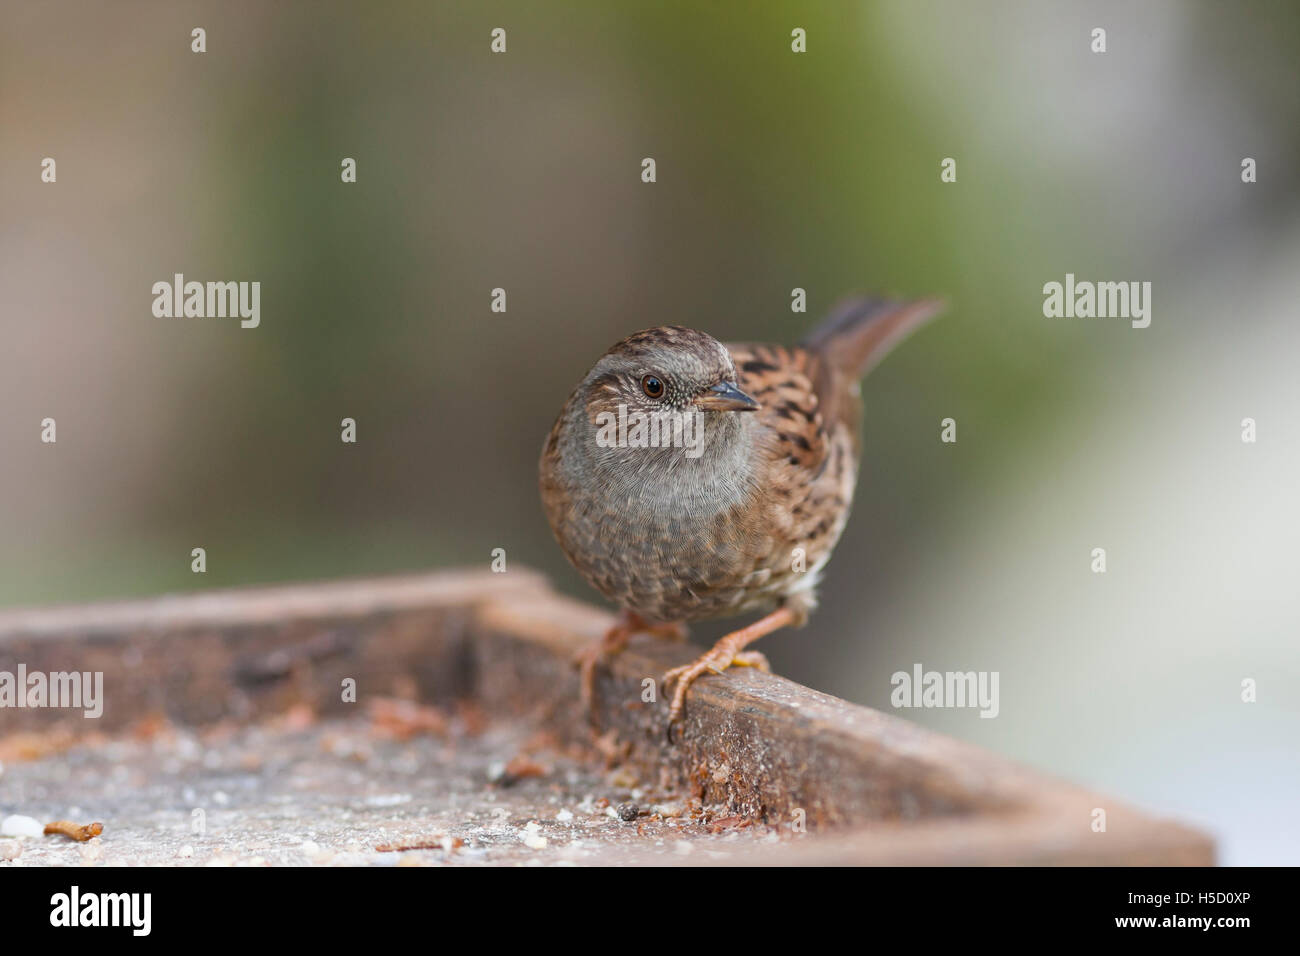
<box><xmin>801</xmin><ymin>296</ymin><xmax>945</xmax><ymax>380</ymax></box>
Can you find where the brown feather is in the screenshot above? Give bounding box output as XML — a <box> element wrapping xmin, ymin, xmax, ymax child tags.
<box><xmin>539</xmin><ymin>300</ymin><xmax>942</xmax><ymax>627</ymax></box>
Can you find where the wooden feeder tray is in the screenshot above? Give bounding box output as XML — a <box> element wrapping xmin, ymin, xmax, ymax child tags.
<box><xmin>0</xmin><ymin>569</ymin><xmax>1212</xmax><ymax>866</ymax></box>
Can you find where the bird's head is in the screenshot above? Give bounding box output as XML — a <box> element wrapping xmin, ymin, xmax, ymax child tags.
<box><xmin>558</xmin><ymin>325</ymin><xmax>760</xmax><ymax>483</ymax></box>
<box><xmin>582</xmin><ymin>326</ymin><xmax>758</xmax><ymax>420</ymax></box>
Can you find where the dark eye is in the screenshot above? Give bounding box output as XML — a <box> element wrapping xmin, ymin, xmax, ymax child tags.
<box><xmin>641</xmin><ymin>375</ymin><xmax>664</xmax><ymax>399</ymax></box>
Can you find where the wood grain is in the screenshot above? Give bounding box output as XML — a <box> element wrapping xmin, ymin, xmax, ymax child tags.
<box><xmin>0</xmin><ymin>568</ymin><xmax>1213</xmax><ymax>865</ymax></box>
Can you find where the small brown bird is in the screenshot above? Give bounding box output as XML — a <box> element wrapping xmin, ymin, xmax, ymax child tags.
<box><xmin>539</xmin><ymin>298</ymin><xmax>943</xmax><ymax>724</ymax></box>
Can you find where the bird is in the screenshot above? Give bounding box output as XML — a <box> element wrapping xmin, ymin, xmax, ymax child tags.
<box><xmin>538</xmin><ymin>297</ymin><xmax>943</xmax><ymax>725</ymax></box>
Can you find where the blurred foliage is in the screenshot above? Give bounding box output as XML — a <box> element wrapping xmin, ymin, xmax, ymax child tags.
<box><xmin>3</xmin><ymin>0</ymin><xmax>1298</xmax><ymax>644</ymax></box>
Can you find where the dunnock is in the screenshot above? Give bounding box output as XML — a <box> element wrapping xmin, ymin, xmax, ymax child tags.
<box><xmin>539</xmin><ymin>298</ymin><xmax>943</xmax><ymax>724</ymax></box>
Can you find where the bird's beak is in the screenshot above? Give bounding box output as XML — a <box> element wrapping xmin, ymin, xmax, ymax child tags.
<box><xmin>695</xmin><ymin>381</ymin><xmax>760</xmax><ymax>411</ymax></box>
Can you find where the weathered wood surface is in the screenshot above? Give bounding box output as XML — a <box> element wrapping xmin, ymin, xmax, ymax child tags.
<box><xmin>0</xmin><ymin>570</ymin><xmax>548</xmax><ymax>730</ymax></box>
<box><xmin>0</xmin><ymin>568</ymin><xmax>1214</xmax><ymax>865</ymax></box>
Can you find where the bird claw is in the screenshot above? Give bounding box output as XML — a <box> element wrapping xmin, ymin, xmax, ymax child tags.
<box><xmin>576</xmin><ymin>613</ymin><xmax>686</xmax><ymax>715</ymax></box>
<box><xmin>662</xmin><ymin>647</ymin><xmax>757</xmax><ymax>725</ymax></box>
<box><xmin>733</xmin><ymin>650</ymin><xmax>770</xmax><ymax>672</ymax></box>
<box><xmin>662</xmin><ymin>652</ymin><xmax>767</xmax><ymax>741</ymax></box>
<box><xmin>659</xmin><ymin>607</ymin><xmax>795</xmax><ymax>726</ymax></box>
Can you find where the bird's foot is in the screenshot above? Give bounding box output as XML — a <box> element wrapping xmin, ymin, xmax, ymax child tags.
<box><xmin>660</xmin><ymin>606</ymin><xmax>796</xmax><ymax>726</ymax></box>
<box><xmin>663</xmin><ymin>647</ymin><xmax>769</xmax><ymax>724</ymax></box>
<box><xmin>576</xmin><ymin>611</ymin><xmax>685</xmax><ymax>710</ymax></box>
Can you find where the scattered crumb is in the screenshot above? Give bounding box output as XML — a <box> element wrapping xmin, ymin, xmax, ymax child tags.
<box><xmin>520</xmin><ymin>821</ymin><xmax>548</xmax><ymax>849</ymax></box>
<box><xmin>376</xmin><ymin>835</ymin><xmax>463</xmax><ymax>853</ymax></box>
<box><xmin>707</xmin><ymin>815</ymin><xmax>753</xmax><ymax>833</ymax></box>
<box><xmin>491</xmin><ymin>753</ymin><xmax>549</xmax><ymax>786</ymax></box>
<box><xmin>44</xmin><ymin>820</ymin><xmax>104</xmax><ymax>842</ymax></box>
<box><xmin>1</xmin><ymin>815</ymin><xmax>44</xmax><ymax>838</ymax></box>
<box><xmin>0</xmin><ymin>712</ymin><xmax>773</xmax><ymax>866</ymax></box>
<box><xmin>367</xmin><ymin>698</ymin><xmax>449</xmax><ymax>740</ymax></box>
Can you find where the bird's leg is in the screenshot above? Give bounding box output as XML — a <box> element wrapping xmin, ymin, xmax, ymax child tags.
<box><xmin>661</xmin><ymin>605</ymin><xmax>797</xmax><ymax>724</ymax></box>
<box><xmin>648</xmin><ymin>620</ymin><xmax>688</xmax><ymax>642</ymax></box>
<box><xmin>576</xmin><ymin>610</ymin><xmax>685</xmax><ymax>709</ymax></box>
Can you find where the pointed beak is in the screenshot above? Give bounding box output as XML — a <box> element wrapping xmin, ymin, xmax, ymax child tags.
<box><xmin>695</xmin><ymin>381</ymin><xmax>760</xmax><ymax>411</ymax></box>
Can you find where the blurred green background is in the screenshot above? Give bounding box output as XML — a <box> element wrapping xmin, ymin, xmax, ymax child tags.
<box><xmin>3</xmin><ymin>1</ymin><xmax>1298</xmax><ymax>863</ymax></box>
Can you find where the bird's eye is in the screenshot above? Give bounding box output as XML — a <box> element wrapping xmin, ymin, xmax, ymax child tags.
<box><xmin>641</xmin><ymin>375</ymin><xmax>665</xmax><ymax>399</ymax></box>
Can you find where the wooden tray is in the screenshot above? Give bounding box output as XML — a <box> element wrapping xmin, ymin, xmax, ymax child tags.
<box><xmin>0</xmin><ymin>569</ymin><xmax>1213</xmax><ymax>865</ymax></box>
